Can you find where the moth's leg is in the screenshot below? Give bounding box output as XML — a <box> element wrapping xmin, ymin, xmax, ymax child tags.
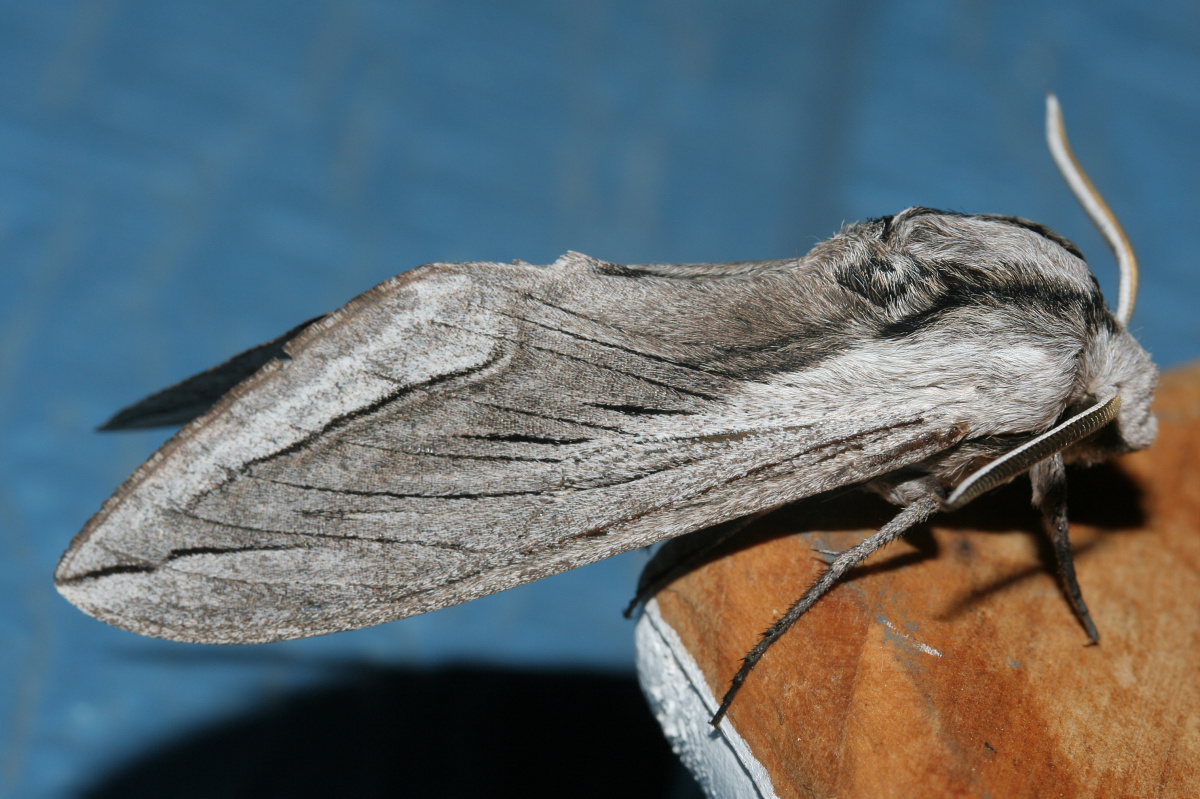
<box><xmin>1029</xmin><ymin>452</ymin><xmax>1100</xmax><ymax>644</ymax></box>
<box><xmin>625</xmin><ymin>510</ymin><xmax>771</xmax><ymax>618</ymax></box>
<box><xmin>711</xmin><ymin>491</ymin><xmax>941</xmax><ymax>726</ymax></box>
<box><xmin>810</xmin><ymin>543</ymin><xmax>842</xmax><ymax>562</ymax></box>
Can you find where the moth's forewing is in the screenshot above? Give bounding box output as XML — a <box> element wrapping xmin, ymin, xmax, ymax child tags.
<box><xmin>57</xmin><ymin>253</ymin><xmax>967</xmax><ymax>643</ymax></box>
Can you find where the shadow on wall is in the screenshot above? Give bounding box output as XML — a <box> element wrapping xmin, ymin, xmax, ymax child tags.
<box><xmin>80</xmin><ymin>666</ymin><xmax>703</xmax><ymax>799</ymax></box>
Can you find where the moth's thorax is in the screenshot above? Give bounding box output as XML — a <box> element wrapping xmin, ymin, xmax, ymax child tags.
<box><xmin>818</xmin><ymin>208</ymin><xmax>1158</xmax><ymax>480</ymax></box>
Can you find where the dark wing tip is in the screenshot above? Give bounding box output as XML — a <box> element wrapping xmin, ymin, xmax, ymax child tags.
<box><xmin>98</xmin><ymin>401</ymin><xmax>206</xmax><ymax>431</ymax></box>
<box><xmin>97</xmin><ymin>315</ymin><xmax>327</xmax><ymax>432</ymax></box>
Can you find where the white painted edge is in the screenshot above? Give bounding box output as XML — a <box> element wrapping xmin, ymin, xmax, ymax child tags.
<box><xmin>634</xmin><ymin>598</ymin><xmax>779</xmax><ymax>799</ymax></box>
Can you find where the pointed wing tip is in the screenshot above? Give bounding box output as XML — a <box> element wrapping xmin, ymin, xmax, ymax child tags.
<box><xmin>96</xmin><ymin>416</ymin><xmax>132</xmax><ymax>432</ymax></box>
<box><xmin>92</xmin><ymin>312</ymin><xmax>331</xmax><ymax>434</ymax></box>
<box><xmin>96</xmin><ymin>406</ymin><xmax>196</xmax><ymax>432</ymax></box>
<box><xmin>53</xmin><ymin>543</ymin><xmax>374</xmax><ymax>645</ymax></box>
<box><xmin>54</xmin><ymin>571</ymin><xmax>266</xmax><ymax>645</ymax></box>
<box><xmin>53</xmin><ymin>542</ymin><xmax>197</xmax><ymax>642</ymax></box>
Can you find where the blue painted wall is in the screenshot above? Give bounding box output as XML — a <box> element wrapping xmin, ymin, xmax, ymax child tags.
<box><xmin>1</xmin><ymin>2</ymin><xmax>1197</xmax><ymax>796</ymax></box>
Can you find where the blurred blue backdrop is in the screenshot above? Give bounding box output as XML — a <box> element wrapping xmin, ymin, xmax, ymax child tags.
<box><xmin>1</xmin><ymin>1</ymin><xmax>1197</xmax><ymax>796</ymax></box>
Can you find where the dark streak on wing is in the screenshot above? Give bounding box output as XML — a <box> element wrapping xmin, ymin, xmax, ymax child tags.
<box><xmin>59</xmin><ymin>563</ymin><xmax>156</xmax><ymax>581</ymax></box>
<box><xmin>57</xmin><ymin>544</ymin><xmax>298</xmax><ymax>583</ymax></box>
<box><xmin>514</xmin><ymin>286</ymin><xmax>855</xmax><ymax>385</ymax></box>
<box><xmin>565</xmin><ymin>418</ymin><xmax>936</xmax><ymax>541</ymax></box>
<box><xmin>471</xmin><ymin>401</ymin><xmax>625</xmax><ymax>433</ymax></box>
<box><xmin>100</xmin><ymin>315</ymin><xmax>328</xmax><ymax>430</ymax></box>
<box><xmin>254</xmin><ymin>451</ymin><xmax>698</xmax><ymax>500</ymax></box>
<box><xmin>172</xmin><ymin>351</ymin><xmax>509</xmax><ymax>518</ymax></box>
<box><xmin>426</xmin><ymin>316</ymin><xmax>724</xmax><ymax>402</ymax></box>
<box><xmin>169</xmin><ymin>511</ymin><xmax>498</xmax><ymax>552</ymax></box>
<box><xmin>59</xmin><ymin>514</ymin><xmax>499</xmax><ymax>584</ymax></box>
<box><xmin>460</xmin><ymin>433</ymin><xmax>590</xmax><ymax>445</ymax></box>
<box><xmin>257</xmin><ymin>476</ymin><xmax>548</xmax><ymax>501</ymax></box>
<box><xmin>332</xmin><ymin>438</ymin><xmax>566</xmax><ymax>464</ymax></box>
<box><xmin>587</xmin><ymin>403</ymin><xmax>694</xmax><ymax>416</ymax></box>
<box><xmin>235</xmin><ymin>351</ymin><xmax>506</xmax><ymax>476</ymax></box>
<box><xmin>518</xmin><ymin>340</ymin><xmax>721</xmax><ymax>401</ymax></box>
<box><xmin>495</xmin><ymin>306</ymin><xmax>732</xmax><ymax>380</ymax></box>
<box><xmin>165</xmin><ymin>544</ymin><xmax>296</xmax><ymax>559</ymax></box>
<box><xmin>430</xmin><ymin>452</ymin><xmax>564</xmax><ymax>464</ymax></box>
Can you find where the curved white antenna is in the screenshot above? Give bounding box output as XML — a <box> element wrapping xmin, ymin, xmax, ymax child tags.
<box><xmin>1045</xmin><ymin>93</ymin><xmax>1138</xmax><ymax>326</ymax></box>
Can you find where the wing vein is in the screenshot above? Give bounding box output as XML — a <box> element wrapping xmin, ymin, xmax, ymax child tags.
<box><xmin>429</xmin><ymin>320</ymin><xmax>719</xmax><ymax>402</ymax></box>
<box><xmin>493</xmin><ymin>306</ymin><xmax>728</xmax><ymax>380</ymax></box>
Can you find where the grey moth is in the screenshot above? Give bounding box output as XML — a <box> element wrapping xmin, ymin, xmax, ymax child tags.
<box><xmin>55</xmin><ymin>95</ymin><xmax>1156</xmax><ymax>722</ymax></box>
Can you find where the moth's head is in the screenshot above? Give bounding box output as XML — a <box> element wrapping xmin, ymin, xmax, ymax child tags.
<box><xmin>1067</xmin><ymin>320</ymin><xmax>1158</xmax><ymax>464</ymax></box>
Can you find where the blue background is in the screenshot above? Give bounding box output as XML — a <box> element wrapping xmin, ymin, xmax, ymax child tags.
<box><xmin>2</xmin><ymin>2</ymin><xmax>1197</xmax><ymax>796</ymax></box>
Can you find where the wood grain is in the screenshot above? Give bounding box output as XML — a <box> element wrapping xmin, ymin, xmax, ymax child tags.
<box><xmin>654</xmin><ymin>361</ymin><xmax>1200</xmax><ymax>798</ymax></box>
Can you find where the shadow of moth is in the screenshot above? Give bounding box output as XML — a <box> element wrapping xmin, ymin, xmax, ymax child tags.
<box><xmin>55</xmin><ymin>95</ymin><xmax>1156</xmax><ymax>725</ymax></box>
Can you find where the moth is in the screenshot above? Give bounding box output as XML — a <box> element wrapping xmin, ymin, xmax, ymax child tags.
<box><xmin>56</xmin><ymin>95</ymin><xmax>1156</xmax><ymax>725</ymax></box>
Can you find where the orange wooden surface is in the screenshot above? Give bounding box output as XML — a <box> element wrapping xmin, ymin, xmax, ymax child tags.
<box><xmin>655</xmin><ymin>362</ymin><xmax>1200</xmax><ymax>798</ymax></box>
